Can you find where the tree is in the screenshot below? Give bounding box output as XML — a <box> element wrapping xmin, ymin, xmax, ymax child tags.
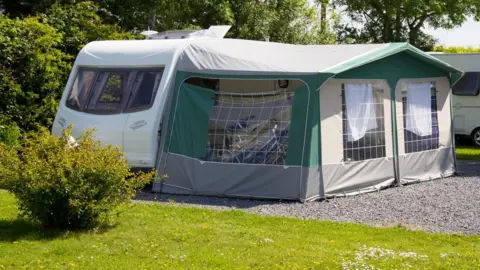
<box><xmin>41</xmin><ymin>2</ymin><xmax>136</xmax><ymax>56</ymax></box>
<box><xmin>0</xmin><ymin>15</ymin><xmax>70</xmax><ymax>130</ymax></box>
<box><xmin>332</xmin><ymin>0</ymin><xmax>480</xmax><ymax>50</ymax></box>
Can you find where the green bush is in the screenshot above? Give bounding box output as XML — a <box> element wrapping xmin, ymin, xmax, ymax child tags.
<box><xmin>0</xmin><ymin>125</ymin><xmax>154</xmax><ymax>230</ymax></box>
<box><xmin>0</xmin><ymin>142</ymin><xmax>20</xmax><ymax>190</ymax></box>
<box><xmin>0</xmin><ymin>122</ymin><xmax>22</xmax><ymax>147</ymax></box>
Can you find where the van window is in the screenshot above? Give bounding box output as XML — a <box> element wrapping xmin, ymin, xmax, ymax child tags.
<box><xmin>125</xmin><ymin>70</ymin><xmax>164</xmax><ymax>111</ymax></box>
<box><xmin>85</xmin><ymin>72</ymin><xmax>129</xmax><ymax>114</ymax></box>
<box><xmin>453</xmin><ymin>72</ymin><xmax>480</xmax><ymax>96</ymax></box>
<box><xmin>66</xmin><ymin>67</ymin><xmax>164</xmax><ymax>114</ymax></box>
<box><xmin>66</xmin><ymin>70</ymin><xmax>96</xmax><ymax>110</ymax></box>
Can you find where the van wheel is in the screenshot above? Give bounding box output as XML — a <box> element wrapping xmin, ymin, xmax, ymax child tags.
<box><xmin>472</xmin><ymin>128</ymin><xmax>480</xmax><ymax>147</ymax></box>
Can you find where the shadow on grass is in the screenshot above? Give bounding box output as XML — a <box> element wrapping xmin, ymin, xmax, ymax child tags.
<box><xmin>0</xmin><ymin>218</ymin><xmax>117</xmax><ymax>242</ymax></box>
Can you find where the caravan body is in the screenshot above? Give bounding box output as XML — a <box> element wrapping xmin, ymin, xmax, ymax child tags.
<box><xmin>52</xmin><ymin>39</ymin><xmax>186</xmax><ymax>169</ymax></box>
<box><xmin>52</xmin><ymin>26</ymin><xmax>231</xmax><ymax>169</ymax></box>
<box><xmin>429</xmin><ymin>53</ymin><xmax>480</xmax><ymax>145</ymax></box>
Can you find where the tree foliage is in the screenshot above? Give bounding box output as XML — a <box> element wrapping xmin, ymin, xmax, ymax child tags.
<box><xmin>41</xmin><ymin>2</ymin><xmax>137</xmax><ymax>56</ymax></box>
<box><xmin>333</xmin><ymin>0</ymin><xmax>480</xmax><ymax>50</ymax></box>
<box><xmin>0</xmin><ymin>15</ymin><xmax>71</xmax><ymax>130</ymax></box>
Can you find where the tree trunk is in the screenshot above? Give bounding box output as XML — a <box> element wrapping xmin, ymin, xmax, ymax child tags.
<box><xmin>383</xmin><ymin>16</ymin><xmax>390</xmax><ymax>42</ymax></box>
<box><xmin>148</xmin><ymin>8</ymin><xmax>156</xmax><ymax>30</ymax></box>
<box><xmin>408</xmin><ymin>29</ymin><xmax>418</xmax><ymax>46</ymax></box>
<box><xmin>394</xmin><ymin>0</ymin><xmax>402</xmax><ymax>41</ymax></box>
<box><xmin>320</xmin><ymin>0</ymin><xmax>328</xmax><ymax>33</ymax></box>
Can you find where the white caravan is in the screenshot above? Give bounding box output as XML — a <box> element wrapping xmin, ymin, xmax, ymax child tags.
<box><xmin>429</xmin><ymin>53</ymin><xmax>480</xmax><ymax>146</ymax></box>
<box><xmin>51</xmin><ymin>26</ymin><xmax>231</xmax><ymax>170</ymax></box>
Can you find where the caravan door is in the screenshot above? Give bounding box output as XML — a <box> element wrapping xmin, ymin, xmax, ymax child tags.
<box><xmin>122</xmin><ymin>69</ymin><xmax>165</xmax><ymax>168</ymax></box>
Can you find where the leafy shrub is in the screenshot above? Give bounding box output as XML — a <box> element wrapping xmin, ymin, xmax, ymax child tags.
<box><xmin>0</xmin><ymin>125</ymin><xmax>154</xmax><ymax>230</ymax></box>
<box><xmin>0</xmin><ymin>122</ymin><xmax>22</xmax><ymax>147</ymax></box>
<box><xmin>0</xmin><ymin>142</ymin><xmax>20</xmax><ymax>190</ymax></box>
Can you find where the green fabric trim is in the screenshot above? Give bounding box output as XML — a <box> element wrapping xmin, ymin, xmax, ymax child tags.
<box><xmin>334</xmin><ymin>51</ymin><xmax>449</xmax><ymax>86</ymax></box>
<box><xmin>325</xmin><ymin>43</ymin><xmax>403</xmax><ymax>74</ymax></box>
<box><xmin>325</xmin><ymin>43</ymin><xmax>463</xmax><ymax>75</ymax></box>
<box><xmin>287</xmin><ymin>84</ymin><xmax>309</xmax><ymax>165</ymax></box>
<box><xmin>165</xmin><ymin>82</ymin><xmax>215</xmax><ymax>159</ymax></box>
<box><xmin>287</xmin><ymin>75</ymin><xmax>331</xmax><ymax>167</ymax></box>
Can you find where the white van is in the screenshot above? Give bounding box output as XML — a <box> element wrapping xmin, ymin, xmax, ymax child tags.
<box><xmin>51</xmin><ymin>26</ymin><xmax>231</xmax><ymax>170</ymax></box>
<box><xmin>429</xmin><ymin>53</ymin><xmax>480</xmax><ymax>146</ymax></box>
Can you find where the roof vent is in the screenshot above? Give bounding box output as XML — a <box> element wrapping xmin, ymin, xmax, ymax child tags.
<box><xmin>141</xmin><ymin>25</ymin><xmax>231</xmax><ymax>40</ymax></box>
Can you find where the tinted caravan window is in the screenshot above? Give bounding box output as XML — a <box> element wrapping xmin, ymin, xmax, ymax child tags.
<box><xmin>453</xmin><ymin>72</ymin><xmax>480</xmax><ymax>96</ymax></box>
<box><xmin>125</xmin><ymin>70</ymin><xmax>164</xmax><ymax>111</ymax></box>
<box><xmin>66</xmin><ymin>70</ymin><xmax>96</xmax><ymax>110</ymax></box>
<box><xmin>66</xmin><ymin>68</ymin><xmax>164</xmax><ymax>114</ymax></box>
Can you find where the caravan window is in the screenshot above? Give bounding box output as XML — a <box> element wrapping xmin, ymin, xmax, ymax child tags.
<box><xmin>66</xmin><ymin>68</ymin><xmax>164</xmax><ymax>114</ymax></box>
<box><xmin>85</xmin><ymin>72</ymin><xmax>129</xmax><ymax>113</ymax></box>
<box><xmin>125</xmin><ymin>70</ymin><xmax>164</xmax><ymax>111</ymax></box>
<box><xmin>452</xmin><ymin>72</ymin><xmax>480</xmax><ymax>96</ymax></box>
<box><xmin>66</xmin><ymin>70</ymin><xmax>96</xmax><ymax>110</ymax></box>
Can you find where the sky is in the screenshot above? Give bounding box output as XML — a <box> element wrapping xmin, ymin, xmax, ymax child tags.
<box><xmin>307</xmin><ymin>0</ymin><xmax>480</xmax><ymax>47</ymax></box>
<box><xmin>424</xmin><ymin>17</ymin><xmax>480</xmax><ymax>47</ymax></box>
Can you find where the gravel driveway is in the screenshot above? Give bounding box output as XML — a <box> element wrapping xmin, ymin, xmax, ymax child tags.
<box><xmin>135</xmin><ymin>160</ymin><xmax>480</xmax><ymax>235</ymax></box>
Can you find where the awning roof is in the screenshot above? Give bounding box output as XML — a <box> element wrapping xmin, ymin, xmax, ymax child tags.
<box><xmin>176</xmin><ymin>39</ymin><xmax>463</xmax><ymax>75</ymax></box>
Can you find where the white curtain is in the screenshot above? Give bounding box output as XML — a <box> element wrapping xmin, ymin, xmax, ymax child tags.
<box><xmin>405</xmin><ymin>82</ymin><xmax>432</xmax><ymax>136</ymax></box>
<box><xmin>345</xmin><ymin>83</ymin><xmax>377</xmax><ymax>142</ymax></box>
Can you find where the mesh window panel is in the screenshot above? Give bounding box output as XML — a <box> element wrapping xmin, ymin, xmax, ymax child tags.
<box><xmin>341</xmin><ymin>84</ymin><xmax>386</xmax><ymax>162</ymax></box>
<box><xmin>204</xmin><ymin>89</ymin><xmax>294</xmax><ymax>165</ymax></box>
<box><xmin>402</xmin><ymin>82</ymin><xmax>439</xmax><ymax>153</ymax></box>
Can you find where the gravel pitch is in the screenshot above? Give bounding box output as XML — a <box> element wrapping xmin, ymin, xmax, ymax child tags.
<box><xmin>134</xmin><ymin>160</ymin><xmax>480</xmax><ymax>235</ymax></box>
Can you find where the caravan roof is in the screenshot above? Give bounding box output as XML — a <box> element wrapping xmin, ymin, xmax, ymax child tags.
<box><xmin>75</xmin><ymin>39</ymin><xmax>462</xmax><ymax>75</ymax></box>
<box><xmin>428</xmin><ymin>53</ymin><xmax>480</xmax><ymax>72</ymax></box>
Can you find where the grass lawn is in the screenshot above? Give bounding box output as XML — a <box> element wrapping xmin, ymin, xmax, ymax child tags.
<box><xmin>456</xmin><ymin>145</ymin><xmax>480</xmax><ymax>160</ymax></box>
<box><xmin>0</xmin><ymin>191</ymin><xmax>480</xmax><ymax>269</ymax></box>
